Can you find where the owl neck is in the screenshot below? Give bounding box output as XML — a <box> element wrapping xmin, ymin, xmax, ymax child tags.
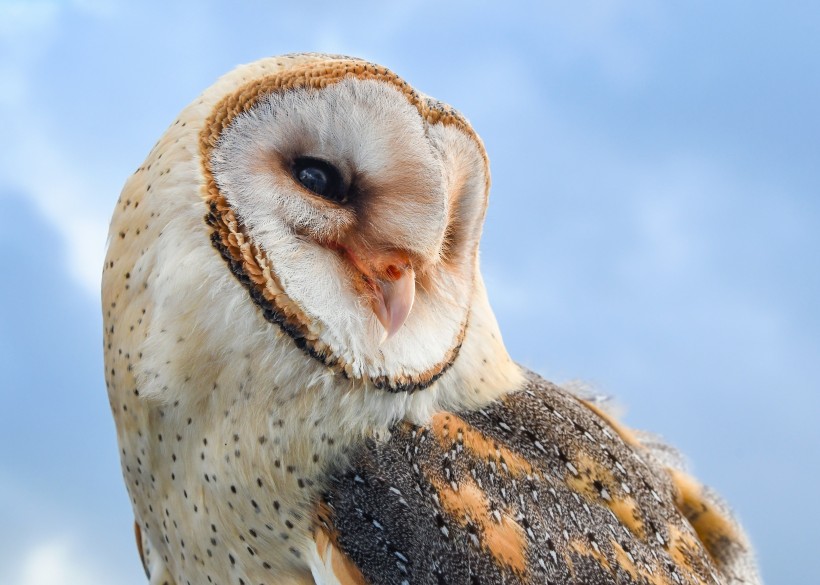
<box><xmin>430</xmin><ymin>273</ymin><xmax>525</xmax><ymax>415</ymax></box>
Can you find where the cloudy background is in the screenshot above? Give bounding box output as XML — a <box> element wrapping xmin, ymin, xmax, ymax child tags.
<box><xmin>1</xmin><ymin>1</ymin><xmax>817</xmax><ymax>583</ymax></box>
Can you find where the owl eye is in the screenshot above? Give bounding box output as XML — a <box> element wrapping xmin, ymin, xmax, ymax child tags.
<box><xmin>292</xmin><ymin>157</ymin><xmax>346</xmax><ymax>203</ymax></box>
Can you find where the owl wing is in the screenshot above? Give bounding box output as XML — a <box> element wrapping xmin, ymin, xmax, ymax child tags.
<box><xmin>309</xmin><ymin>372</ymin><xmax>759</xmax><ymax>585</ymax></box>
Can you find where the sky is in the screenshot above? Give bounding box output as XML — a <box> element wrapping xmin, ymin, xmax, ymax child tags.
<box><xmin>0</xmin><ymin>0</ymin><xmax>817</xmax><ymax>583</ymax></box>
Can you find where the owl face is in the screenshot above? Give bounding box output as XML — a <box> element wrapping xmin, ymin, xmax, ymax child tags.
<box><xmin>202</xmin><ymin>58</ymin><xmax>490</xmax><ymax>392</ymax></box>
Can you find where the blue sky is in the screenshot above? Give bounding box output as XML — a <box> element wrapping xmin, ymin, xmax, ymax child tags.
<box><xmin>1</xmin><ymin>1</ymin><xmax>817</xmax><ymax>583</ymax></box>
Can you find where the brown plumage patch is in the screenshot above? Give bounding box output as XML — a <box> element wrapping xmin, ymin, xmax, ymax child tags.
<box><xmin>580</xmin><ymin>399</ymin><xmax>642</xmax><ymax>448</ymax></box>
<box><xmin>431</xmin><ymin>475</ymin><xmax>528</xmax><ymax>575</ymax></box>
<box><xmin>430</xmin><ymin>413</ymin><xmax>534</xmax><ymax>477</ymax></box>
<box><xmin>669</xmin><ymin>468</ymin><xmax>743</xmax><ymax>571</ymax></box>
<box><xmin>607</xmin><ymin>497</ymin><xmax>646</xmax><ymax>541</ymax></box>
<box><xmin>568</xmin><ymin>538</ymin><xmax>610</xmax><ymax>571</ymax></box>
<box><xmin>609</xmin><ymin>538</ymin><xmax>640</xmax><ymax>581</ymax></box>
<box><xmin>314</xmin><ymin>525</ymin><xmax>369</xmax><ymax>585</ymax></box>
<box><xmin>563</xmin><ymin>450</ymin><xmax>646</xmax><ymax>540</ymax></box>
<box><xmin>134</xmin><ymin>521</ymin><xmax>148</xmax><ymax>579</ymax></box>
<box><xmin>610</xmin><ymin>536</ymin><xmax>707</xmax><ymax>585</ymax></box>
<box><xmin>666</xmin><ymin>524</ymin><xmax>714</xmax><ymax>584</ymax></box>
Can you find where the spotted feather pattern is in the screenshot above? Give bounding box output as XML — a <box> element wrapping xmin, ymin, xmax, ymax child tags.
<box><xmin>319</xmin><ymin>373</ymin><xmax>732</xmax><ymax>585</ymax></box>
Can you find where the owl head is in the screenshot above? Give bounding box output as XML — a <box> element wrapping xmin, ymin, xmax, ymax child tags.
<box><xmin>113</xmin><ymin>54</ymin><xmax>519</xmax><ymax>406</ymax></box>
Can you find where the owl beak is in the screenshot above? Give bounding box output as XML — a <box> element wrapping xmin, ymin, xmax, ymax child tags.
<box><xmin>372</xmin><ymin>262</ymin><xmax>415</xmax><ymax>343</ymax></box>
<box><xmin>333</xmin><ymin>243</ymin><xmax>416</xmax><ymax>342</ymax></box>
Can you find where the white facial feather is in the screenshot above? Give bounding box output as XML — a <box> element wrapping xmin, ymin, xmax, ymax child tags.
<box><xmin>209</xmin><ymin>77</ymin><xmax>487</xmax><ymax>383</ymax></box>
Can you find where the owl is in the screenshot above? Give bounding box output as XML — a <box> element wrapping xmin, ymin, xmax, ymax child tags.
<box><xmin>102</xmin><ymin>54</ymin><xmax>761</xmax><ymax>585</ymax></box>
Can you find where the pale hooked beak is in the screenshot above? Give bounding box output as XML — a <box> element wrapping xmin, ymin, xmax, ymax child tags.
<box><xmin>371</xmin><ymin>262</ymin><xmax>415</xmax><ymax>343</ymax></box>
<box><xmin>335</xmin><ymin>244</ymin><xmax>416</xmax><ymax>343</ymax></box>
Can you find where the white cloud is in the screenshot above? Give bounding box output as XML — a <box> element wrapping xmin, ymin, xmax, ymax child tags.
<box><xmin>10</xmin><ymin>540</ymin><xmax>112</xmax><ymax>585</ymax></box>
<box><xmin>0</xmin><ymin>0</ymin><xmax>109</xmax><ymax>296</ymax></box>
<box><xmin>0</xmin><ymin>474</ymin><xmax>144</xmax><ymax>585</ymax></box>
<box><xmin>0</xmin><ymin>116</ymin><xmax>109</xmax><ymax>296</ymax></box>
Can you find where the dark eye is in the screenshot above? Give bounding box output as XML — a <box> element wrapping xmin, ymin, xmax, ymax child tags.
<box><xmin>292</xmin><ymin>157</ymin><xmax>346</xmax><ymax>203</ymax></box>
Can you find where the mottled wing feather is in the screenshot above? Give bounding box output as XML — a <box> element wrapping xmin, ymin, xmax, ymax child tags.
<box><xmin>666</xmin><ymin>470</ymin><xmax>759</xmax><ymax>584</ymax></box>
<box><xmin>318</xmin><ymin>373</ymin><xmax>742</xmax><ymax>585</ymax></box>
<box><xmin>310</xmin><ymin>524</ymin><xmax>369</xmax><ymax>585</ymax></box>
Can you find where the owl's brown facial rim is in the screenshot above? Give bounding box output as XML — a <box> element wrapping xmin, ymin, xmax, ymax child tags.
<box><xmin>200</xmin><ymin>57</ymin><xmax>489</xmax><ymax>393</ymax></box>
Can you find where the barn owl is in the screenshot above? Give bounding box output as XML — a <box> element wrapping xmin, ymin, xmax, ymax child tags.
<box><xmin>102</xmin><ymin>54</ymin><xmax>761</xmax><ymax>585</ymax></box>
